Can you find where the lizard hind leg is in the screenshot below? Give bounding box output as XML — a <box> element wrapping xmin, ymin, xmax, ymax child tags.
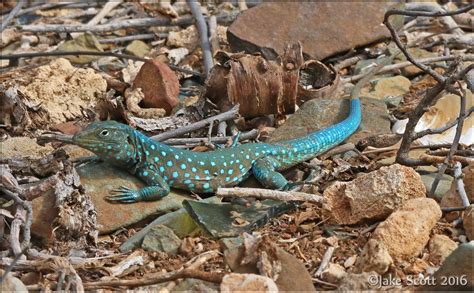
<box><xmin>252</xmin><ymin>157</ymin><xmax>288</xmax><ymax>190</ymax></box>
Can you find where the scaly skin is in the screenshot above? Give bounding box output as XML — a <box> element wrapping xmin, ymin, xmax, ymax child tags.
<box><xmin>73</xmin><ymin>99</ymin><xmax>361</xmax><ymax>203</ymax></box>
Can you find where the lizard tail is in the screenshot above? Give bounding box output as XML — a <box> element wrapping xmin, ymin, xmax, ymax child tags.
<box><xmin>281</xmin><ymin>97</ymin><xmax>361</xmax><ymax>155</ymax></box>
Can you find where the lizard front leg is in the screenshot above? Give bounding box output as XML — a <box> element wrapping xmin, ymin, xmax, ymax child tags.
<box><xmin>107</xmin><ymin>167</ymin><xmax>170</xmax><ymax>203</ymax></box>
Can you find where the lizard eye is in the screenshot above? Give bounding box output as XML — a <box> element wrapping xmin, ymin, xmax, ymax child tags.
<box><xmin>100</xmin><ymin>129</ymin><xmax>109</xmax><ymax>137</ymax></box>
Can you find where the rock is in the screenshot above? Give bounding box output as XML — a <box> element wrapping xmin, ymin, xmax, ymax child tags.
<box><xmin>463</xmin><ymin>205</ymin><xmax>474</xmax><ymax>241</ymax></box>
<box><xmin>322</xmin><ymin>263</ymin><xmax>347</xmax><ymax>284</ymax></box>
<box><xmin>32</xmin><ymin>162</ymin><xmax>190</xmax><ymax>241</ymax></box>
<box><xmin>228</xmin><ymin>2</ymin><xmax>400</xmax><ymax>60</ymax></box>
<box><xmin>0</xmin><ymin>269</ymin><xmax>28</xmax><ymax>292</ymax></box>
<box><xmin>393</xmin><ymin>48</ymin><xmax>439</xmax><ymax>76</ymax></box>
<box><xmin>132</xmin><ymin>60</ymin><xmax>179</xmax><ymax>115</ymax></box>
<box><xmin>221</xmin><ymin>273</ymin><xmax>279</xmax><ymax>293</ymax></box>
<box><xmin>183</xmin><ymin>200</ymin><xmax>296</xmax><ymax>238</ymax></box>
<box><xmin>18</xmin><ymin>58</ymin><xmax>107</xmax><ymax>126</ymax></box>
<box><xmin>1</xmin><ymin>136</ymin><xmax>54</xmax><ymax>159</ymax></box>
<box><xmin>167</xmin><ymin>25</ymin><xmax>199</xmax><ymax>51</ymax></box>
<box><xmin>172</xmin><ymin>278</ymin><xmax>219</xmax><ymax>292</ymax></box>
<box><xmin>338</xmin><ymin>271</ymin><xmax>379</xmax><ymax>290</ymax></box>
<box><xmin>428</xmin><ymin>235</ymin><xmax>457</xmax><ymax>265</ymax></box>
<box><xmin>269</xmin><ymin>97</ymin><xmax>390</xmax><ymax>144</ymax></box>
<box><xmin>322</xmin><ymin>164</ymin><xmax>426</xmax><ymax>225</ymax></box>
<box><xmin>360</xmin><ymin>76</ymin><xmax>411</xmax><ymax>101</ymax></box>
<box><xmin>421</xmin><ymin>242</ymin><xmax>473</xmax><ymax>291</ymax></box>
<box><xmin>441</xmin><ymin>164</ymin><xmax>474</xmax><ymax>221</ymax></box>
<box><xmin>221</xmin><ymin>236</ymin><xmax>315</xmax><ymax>291</ymax></box>
<box><xmin>371</xmin><ymin>198</ymin><xmax>442</xmax><ymax>261</ymax></box>
<box><xmin>354</xmin><ymin>239</ymin><xmax>393</xmax><ymax>275</ymax></box>
<box><xmin>419</xmin><ymin>172</ymin><xmax>453</xmax><ymax>201</ymax></box>
<box><xmin>57</xmin><ymin>33</ymin><xmax>103</xmax><ymax>64</ymax></box>
<box><xmin>125</xmin><ymin>40</ymin><xmax>151</xmax><ymax>57</ymax></box>
<box><xmin>119</xmin><ymin>197</ymin><xmax>221</xmax><ymax>252</ymax></box>
<box><xmin>141</xmin><ymin>224</ymin><xmax>182</xmax><ymax>255</ymax></box>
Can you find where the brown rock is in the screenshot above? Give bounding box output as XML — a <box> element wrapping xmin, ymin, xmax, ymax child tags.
<box><xmin>132</xmin><ymin>60</ymin><xmax>179</xmax><ymax>115</ymax></box>
<box><xmin>323</xmin><ymin>164</ymin><xmax>426</xmax><ymax>225</ymax></box>
<box><xmin>462</xmin><ymin>205</ymin><xmax>474</xmax><ymax>241</ymax></box>
<box><xmin>228</xmin><ymin>2</ymin><xmax>398</xmax><ymax>60</ymax></box>
<box><xmin>428</xmin><ymin>234</ymin><xmax>457</xmax><ymax>265</ymax></box>
<box><xmin>371</xmin><ymin>198</ymin><xmax>442</xmax><ymax>261</ymax></box>
<box><xmin>322</xmin><ymin>263</ymin><xmax>347</xmax><ymax>284</ymax></box>
<box><xmin>221</xmin><ymin>273</ymin><xmax>279</xmax><ymax>293</ymax></box>
<box><xmin>354</xmin><ymin>239</ymin><xmax>393</xmax><ymax>275</ymax></box>
<box><xmin>31</xmin><ymin>162</ymin><xmax>190</xmax><ymax>242</ymax></box>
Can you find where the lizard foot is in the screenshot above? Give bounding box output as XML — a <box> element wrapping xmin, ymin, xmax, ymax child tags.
<box><xmin>107</xmin><ymin>185</ymin><xmax>141</xmax><ymax>203</ymax></box>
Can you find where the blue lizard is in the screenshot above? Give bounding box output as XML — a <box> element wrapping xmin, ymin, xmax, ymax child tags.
<box><xmin>73</xmin><ymin>98</ymin><xmax>361</xmax><ymax>203</ymax></box>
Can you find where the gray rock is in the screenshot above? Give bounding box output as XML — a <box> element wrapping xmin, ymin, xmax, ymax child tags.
<box><xmin>422</xmin><ymin>242</ymin><xmax>473</xmax><ymax>291</ymax></box>
<box><xmin>419</xmin><ymin>172</ymin><xmax>453</xmax><ymax>201</ymax></box>
<box><xmin>142</xmin><ymin>224</ymin><xmax>182</xmax><ymax>255</ymax></box>
<box><xmin>268</xmin><ymin>97</ymin><xmax>390</xmax><ymax>145</ymax></box>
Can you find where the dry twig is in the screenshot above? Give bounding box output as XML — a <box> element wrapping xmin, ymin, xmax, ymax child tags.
<box><xmin>217</xmin><ymin>187</ymin><xmax>323</xmax><ymax>204</ymax></box>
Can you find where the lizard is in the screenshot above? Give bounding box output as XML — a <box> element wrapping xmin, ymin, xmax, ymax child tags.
<box><xmin>72</xmin><ymin>98</ymin><xmax>361</xmax><ymax>203</ymax></box>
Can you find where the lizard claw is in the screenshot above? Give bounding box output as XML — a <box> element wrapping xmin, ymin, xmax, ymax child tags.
<box><xmin>107</xmin><ymin>185</ymin><xmax>140</xmax><ymax>203</ymax></box>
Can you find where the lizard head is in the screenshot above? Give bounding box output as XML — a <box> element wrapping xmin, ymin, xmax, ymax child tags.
<box><xmin>73</xmin><ymin>121</ymin><xmax>138</xmax><ymax>162</ymax></box>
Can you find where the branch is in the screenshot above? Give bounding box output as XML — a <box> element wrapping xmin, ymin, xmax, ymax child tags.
<box><xmin>0</xmin><ymin>51</ymin><xmax>202</xmax><ymax>77</ymax></box>
<box><xmin>216</xmin><ymin>187</ymin><xmax>323</xmax><ymax>204</ymax></box>
<box><xmin>187</xmin><ymin>1</ymin><xmax>213</xmax><ymax>76</ymax></box>
<box><xmin>151</xmin><ymin>105</ymin><xmax>239</xmax><ymax>141</ymax></box>
<box><xmin>16</xmin><ymin>12</ymin><xmax>238</xmax><ymax>33</ymax></box>
<box><xmin>0</xmin><ymin>0</ymin><xmax>26</xmax><ymax>32</ymax></box>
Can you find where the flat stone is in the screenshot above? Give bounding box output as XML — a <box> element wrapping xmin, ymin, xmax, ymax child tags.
<box><xmin>125</xmin><ymin>40</ymin><xmax>151</xmax><ymax>57</ymax></box>
<box><xmin>141</xmin><ymin>224</ymin><xmax>182</xmax><ymax>255</ymax></box>
<box><xmin>228</xmin><ymin>2</ymin><xmax>401</xmax><ymax>60</ymax></box>
<box><xmin>268</xmin><ymin>97</ymin><xmax>390</xmax><ymax>145</ymax></box>
<box><xmin>119</xmin><ymin>197</ymin><xmax>221</xmax><ymax>252</ymax></box>
<box><xmin>419</xmin><ymin>172</ymin><xmax>453</xmax><ymax>201</ymax></box>
<box><xmin>393</xmin><ymin>48</ymin><xmax>440</xmax><ymax>76</ymax></box>
<box><xmin>360</xmin><ymin>76</ymin><xmax>411</xmax><ymax>101</ymax></box>
<box><xmin>31</xmin><ymin>162</ymin><xmax>191</xmax><ymax>240</ymax></box>
<box><xmin>183</xmin><ymin>200</ymin><xmax>296</xmax><ymax>238</ymax></box>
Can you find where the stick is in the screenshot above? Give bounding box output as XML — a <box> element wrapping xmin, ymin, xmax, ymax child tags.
<box><xmin>1</xmin><ymin>0</ymin><xmax>26</xmax><ymax>32</ymax></box>
<box><xmin>99</xmin><ymin>33</ymin><xmax>163</xmax><ymax>44</ymax></box>
<box><xmin>164</xmin><ymin>129</ymin><xmax>258</xmax><ymax>146</ymax></box>
<box><xmin>453</xmin><ymin>162</ymin><xmax>470</xmax><ymax>207</ymax></box>
<box><xmin>0</xmin><ymin>51</ymin><xmax>202</xmax><ymax>77</ymax></box>
<box><xmin>70</xmin><ymin>1</ymin><xmax>123</xmax><ymax>38</ymax></box>
<box><xmin>314</xmin><ymin>246</ymin><xmax>335</xmax><ymax>277</ymax></box>
<box><xmin>342</xmin><ymin>55</ymin><xmax>474</xmax><ymax>83</ymax></box>
<box><xmin>1</xmin><ymin>188</ymin><xmax>32</xmax><ymax>252</ymax></box>
<box><xmin>17</xmin><ymin>12</ymin><xmax>238</xmax><ymax>33</ymax></box>
<box><xmin>151</xmin><ymin>105</ymin><xmax>239</xmax><ymax>141</ymax></box>
<box><xmin>187</xmin><ymin>0</ymin><xmax>213</xmax><ymax>76</ymax></box>
<box><xmin>429</xmin><ymin>86</ymin><xmax>468</xmax><ymax>197</ymax></box>
<box><xmin>216</xmin><ymin>187</ymin><xmax>323</xmax><ymax>204</ymax></box>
